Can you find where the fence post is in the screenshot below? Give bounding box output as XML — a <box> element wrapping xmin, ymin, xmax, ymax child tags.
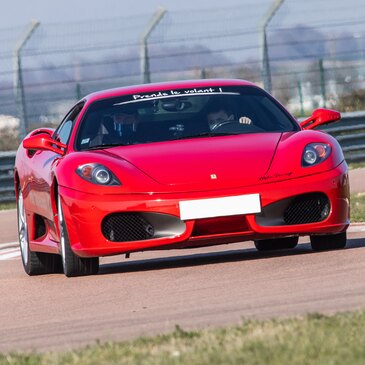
<box><xmin>297</xmin><ymin>80</ymin><xmax>304</xmax><ymax>117</ymax></box>
<box><xmin>319</xmin><ymin>59</ymin><xmax>326</xmax><ymax>108</ymax></box>
<box><xmin>140</xmin><ymin>7</ymin><xmax>167</xmax><ymax>84</ymax></box>
<box><xmin>13</xmin><ymin>20</ymin><xmax>40</xmax><ymax>140</ymax></box>
<box><xmin>76</xmin><ymin>83</ymin><xmax>82</xmax><ymax>100</ymax></box>
<box><xmin>259</xmin><ymin>0</ymin><xmax>284</xmax><ymax>93</ymax></box>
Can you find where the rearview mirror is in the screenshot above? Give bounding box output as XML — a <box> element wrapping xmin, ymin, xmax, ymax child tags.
<box><xmin>161</xmin><ymin>99</ymin><xmax>192</xmax><ymax>112</ymax></box>
<box><xmin>300</xmin><ymin>108</ymin><xmax>341</xmax><ymax>130</ymax></box>
<box><xmin>23</xmin><ymin>133</ymin><xmax>66</xmax><ymax>156</ymax></box>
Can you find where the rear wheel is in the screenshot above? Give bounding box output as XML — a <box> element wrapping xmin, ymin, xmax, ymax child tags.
<box><xmin>254</xmin><ymin>236</ymin><xmax>299</xmax><ymax>251</ymax></box>
<box><xmin>17</xmin><ymin>188</ymin><xmax>61</xmax><ymax>275</ymax></box>
<box><xmin>57</xmin><ymin>195</ymin><xmax>99</xmax><ymax>277</ymax></box>
<box><xmin>310</xmin><ymin>232</ymin><xmax>347</xmax><ymax>251</ymax></box>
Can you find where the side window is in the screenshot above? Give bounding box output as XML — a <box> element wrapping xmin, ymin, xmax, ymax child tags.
<box><xmin>57</xmin><ymin>120</ymin><xmax>73</xmax><ymax>144</ymax></box>
<box><xmin>54</xmin><ymin>102</ymin><xmax>84</xmax><ymax>145</ymax></box>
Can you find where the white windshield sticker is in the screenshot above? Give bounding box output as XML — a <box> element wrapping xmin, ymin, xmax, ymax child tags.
<box><xmin>133</xmin><ymin>87</ymin><xmax>222</xmax><ymax>100</ymax></box>
<box><xmin>113</xmin><ymin>88</ymin><xmax>240</xmax><ymax>106</ymax></box>
<box><xmin>81</xmin><ymin>138</ymin><xmax>90</xmax><ymax>144</ymax></box>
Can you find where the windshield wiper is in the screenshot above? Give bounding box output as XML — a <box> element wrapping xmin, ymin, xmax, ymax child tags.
<box><xmin>87</xmin><ymin>142</ymin><xmax>129</xmax><ymax>150</ymax></box>
<box><xmin>175</xmin><ymin>132</ymin><xmax>236</xmax><ymax>140</ymax></box>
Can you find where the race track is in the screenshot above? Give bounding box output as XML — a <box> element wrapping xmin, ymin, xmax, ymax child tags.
<box><xmin>0</xmin><ymin>168</ymin><xmax>364</xmax><ymax>352</ymax></box>
<box><xmin>1</xmin><ymin>231</ymin><xmax>365</xmax><ymax>352</ymax></box>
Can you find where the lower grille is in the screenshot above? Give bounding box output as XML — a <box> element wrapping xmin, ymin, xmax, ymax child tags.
<box><xmin>102</xmin><ymin>213</ymin><xmax>154</xmax><ymax>242</ymax></box>
<box><xmin>283</xmin><ymin>193</ymin><xmax>330</xmax><ymax>225</ymax></box>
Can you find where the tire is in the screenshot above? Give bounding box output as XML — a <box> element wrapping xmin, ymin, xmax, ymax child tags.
<box><xmin>17</xmin><ymin>188</ymin><xmax>62</xmax><ymax>275</ymax></box>
<box><xmin>310</xmin><ymin>232</ymin><xmax>347</xmax><ymax>251</ymax></box>
<box><xmin>254</xmin><ymin>236</ymin><xmax>299</xmax><ymax>251</ymax></box>
<box><xmin>57</xmin><ymin>195</ymin><xmax>99</xmax><ymax>277</ymax></box>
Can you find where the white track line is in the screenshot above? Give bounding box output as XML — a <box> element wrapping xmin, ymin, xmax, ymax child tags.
<box><xmin>0</xmin><ymin>247</ymin><xmax>20</xmax><ymax>260</ymax></box>
<box><xmin>348</xmin><ymin>226</ymin><xmax>365</xmax><ymax>233</ymax></box>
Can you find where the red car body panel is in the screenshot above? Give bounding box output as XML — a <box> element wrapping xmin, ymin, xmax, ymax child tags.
<box><xmin>14</xmin><ymin>79</ymin><xmax>350</xmax><ymax>260</ymax></box>
<box><xmin>56</xmin><ymin>162</ymin><xmax>348</xmax><ymax>257</ymax></box>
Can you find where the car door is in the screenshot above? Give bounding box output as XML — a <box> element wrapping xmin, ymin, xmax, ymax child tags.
<box><xmin>26</xmin><ymin>103</ymin><xmax>84</xmax><ymax>239</ymax></box>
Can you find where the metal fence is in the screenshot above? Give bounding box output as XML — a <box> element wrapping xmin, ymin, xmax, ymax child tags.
<box><xmin>1</xmin><ymin>2</ymin><xmax>365</xmax><ymax>141</ymax></box>
<box><xmin>1</xmin><ymin>111</ymin><xmax>364</xmax><ymax>203</ymax></box>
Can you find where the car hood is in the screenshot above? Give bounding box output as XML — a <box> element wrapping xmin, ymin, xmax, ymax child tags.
<box><xmin>104</xmin><ymin>133</ymin><xmax>282</xmax><ymax>189</ymax></box>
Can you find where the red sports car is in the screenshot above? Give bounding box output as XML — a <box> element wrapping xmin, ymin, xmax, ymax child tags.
<box><xmin>14</xmin><ymin>79</ymin><xmax>350</xmax><ymax>277</ymax></box>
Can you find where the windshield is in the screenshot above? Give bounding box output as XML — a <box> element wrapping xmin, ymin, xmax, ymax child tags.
<box><xmin>76</xmin><ymin>85</ymin><xmax>299</xmax><ymax>150</ymax></box>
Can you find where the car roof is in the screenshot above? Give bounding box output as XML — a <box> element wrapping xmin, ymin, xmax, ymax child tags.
<box><xmin>83</xmin><ymin>79</ymin><xmax>258</xmax><ymax>104</ymax></box>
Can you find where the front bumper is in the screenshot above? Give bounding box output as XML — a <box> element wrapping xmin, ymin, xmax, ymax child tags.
<box><xmin>59</xmin><ymin>162</ymin><xmax>349</xmax><ymax>257</ymax></box>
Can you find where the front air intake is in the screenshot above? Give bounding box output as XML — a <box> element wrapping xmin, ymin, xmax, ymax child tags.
<box><xmin>102</xmin><ymin>213</ymin><xmax>154</xmax><ymax>242</ymax></box>
<box><xmin>283</xmin><ymin>193</ymin><xmax>330</xmax><ymax>225</ymax></box>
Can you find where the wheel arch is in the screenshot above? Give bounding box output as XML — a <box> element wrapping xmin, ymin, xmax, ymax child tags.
<box><xmin>50</xmin><ymin>177</ymin><xmax>61</xmax><ymax>236</ymax></box>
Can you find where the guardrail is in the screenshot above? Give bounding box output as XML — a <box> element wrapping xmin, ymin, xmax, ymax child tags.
<box><xmin>1</xmin><ymin>110</ymin><xmax>365</xmax><ymax>203</ymax></box>
<box><xmin>320</xmin><ymin>110</ymin><xmax>365</xmax><ymax>162</ymax></box>
<box><xmin>0</xmin><ymin>151</ymin><xmax>16</xmax><ymax>203</ymax></box>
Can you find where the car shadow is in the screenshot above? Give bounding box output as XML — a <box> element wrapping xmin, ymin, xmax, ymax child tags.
<box><xmin>97</xmin><ymin>237</ymin><xmax>365</xmax><ymax>276</ymax></box>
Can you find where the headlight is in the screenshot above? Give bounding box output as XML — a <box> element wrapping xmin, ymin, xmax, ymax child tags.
<box><xmin>76</xmin><ymin>164</ymin><xmax>121</xmax><ymax>185</ymax></box>
<box><xmin>302</xmin><ymin>143</ymin><xmax>331</xmax><ymax>167</ymax></box>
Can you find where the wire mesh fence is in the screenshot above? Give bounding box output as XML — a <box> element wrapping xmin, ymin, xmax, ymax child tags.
<box><xmin>1</xmin><ymin>2</ymin><xmax>365</xmax><ymax>150</ymax></box>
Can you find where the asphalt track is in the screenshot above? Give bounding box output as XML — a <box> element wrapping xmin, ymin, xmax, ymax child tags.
<box><xmin>0</xmin><ymin>168</ymin><xmax>364</xmax><ymax>352</ymax></box>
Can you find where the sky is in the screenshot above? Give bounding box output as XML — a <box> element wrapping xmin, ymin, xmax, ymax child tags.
<box><xmin>0</xmin><ymin>0</ymin><xmax>363</xmax><ymax>29</ymax></box>
<box><xmin>1</xmin><ymin>0</ymin><xmax>364</xmax><ymax>63</ymax></box>
<box><xmin>0</xmin><ymin>0</ymin><xmax>364</xmax><ymax>120</ymax></box>
<box><xmin>1</xmin><ymin>0</ymin><xmax>364</xmax><ymax>87</ymax></box>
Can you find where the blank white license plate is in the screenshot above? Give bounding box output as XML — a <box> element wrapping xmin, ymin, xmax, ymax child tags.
<box><xmin>179</xmin><ymin>194</ymin><xmax>261</xmax><ymax>221</ymax></box>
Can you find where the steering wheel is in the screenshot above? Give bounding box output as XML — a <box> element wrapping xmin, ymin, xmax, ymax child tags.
<box><xmin>210</xmin><ymin>120</ymin><xmax>238</xmax><ymax>131</ymax></box>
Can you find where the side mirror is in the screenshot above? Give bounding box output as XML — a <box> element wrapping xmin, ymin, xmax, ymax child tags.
<box><xmin>23</xmin><ymin>133</ymin><xmax>66</xmax><ymax>156</ymax></box>
<box><xmin>300</xmin><ymin>108</ymin><xmax>341</xmax><ymax>130</ymax></box>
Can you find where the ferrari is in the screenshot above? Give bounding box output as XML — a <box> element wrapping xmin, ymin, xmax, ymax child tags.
<box><xmin>14</xmin><ymin>79</ymin><xmax>350</xmax><ymax>277</ymax></box>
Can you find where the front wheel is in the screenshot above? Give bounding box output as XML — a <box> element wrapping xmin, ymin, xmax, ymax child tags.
<box><xmin>57</xmin><ymin>195</ymin><xmax>99</xmax><ymax>277</ymax></box>
<box><xmin>310</xmin><ymin>232</ymin><xmax>347</xmax><ymax>251</ymax></box>
<box><xmin>254</xmin><ymin>236</ymin><xmax>299</xmax><ymax>251</ymax></box>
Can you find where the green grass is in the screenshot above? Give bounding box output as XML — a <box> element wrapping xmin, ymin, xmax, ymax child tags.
<box><xmin>348</xmin><ymin>161</ymin><xmax>365</xmax><ymax>170</ymax></box>
<box><xmin>351</xmin><ymin>193</ymin><xmax>365</xmax><ymax>222</ymax></box>
<box><xmin>1</xmin><ymin>311</ymin><xmax>365</xmax><ymax>364</ymax></box>
<box><xmin>0</xmin><ymin>202</ymin><xmax>16</xmax><ymax>211</ymax></box>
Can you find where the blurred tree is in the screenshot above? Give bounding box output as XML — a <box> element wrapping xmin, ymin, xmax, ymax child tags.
<box><xmin>337</xmin><ymin>89</ymin><xmax>365</xmax><ymax>112</ymax></box>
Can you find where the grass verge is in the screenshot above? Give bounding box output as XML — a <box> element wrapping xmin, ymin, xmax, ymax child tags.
<box><xmin>0</xmin><ymin>202</ymin><xmax>16</xmax><ymax>211</ymax></box>
<box><xmin>348</xmin><ymin>161</ymin><xmax>365</xmax><ymax>170</ymax></box>
<box><xmin>1</xmin><ymin>310</ymin><xmax>365</xmax><ymax>365</ymax></box>
<box><xmin>351</xmin><ymin>193</ymin><xmax>365</xmax><ymax>222</ymax></box>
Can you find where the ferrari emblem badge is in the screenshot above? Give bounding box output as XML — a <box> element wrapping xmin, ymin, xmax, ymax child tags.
<box><xmin>210</xmin><ymin>174</ymin><xmax>217</xmax><ymax>179</ymax></box>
